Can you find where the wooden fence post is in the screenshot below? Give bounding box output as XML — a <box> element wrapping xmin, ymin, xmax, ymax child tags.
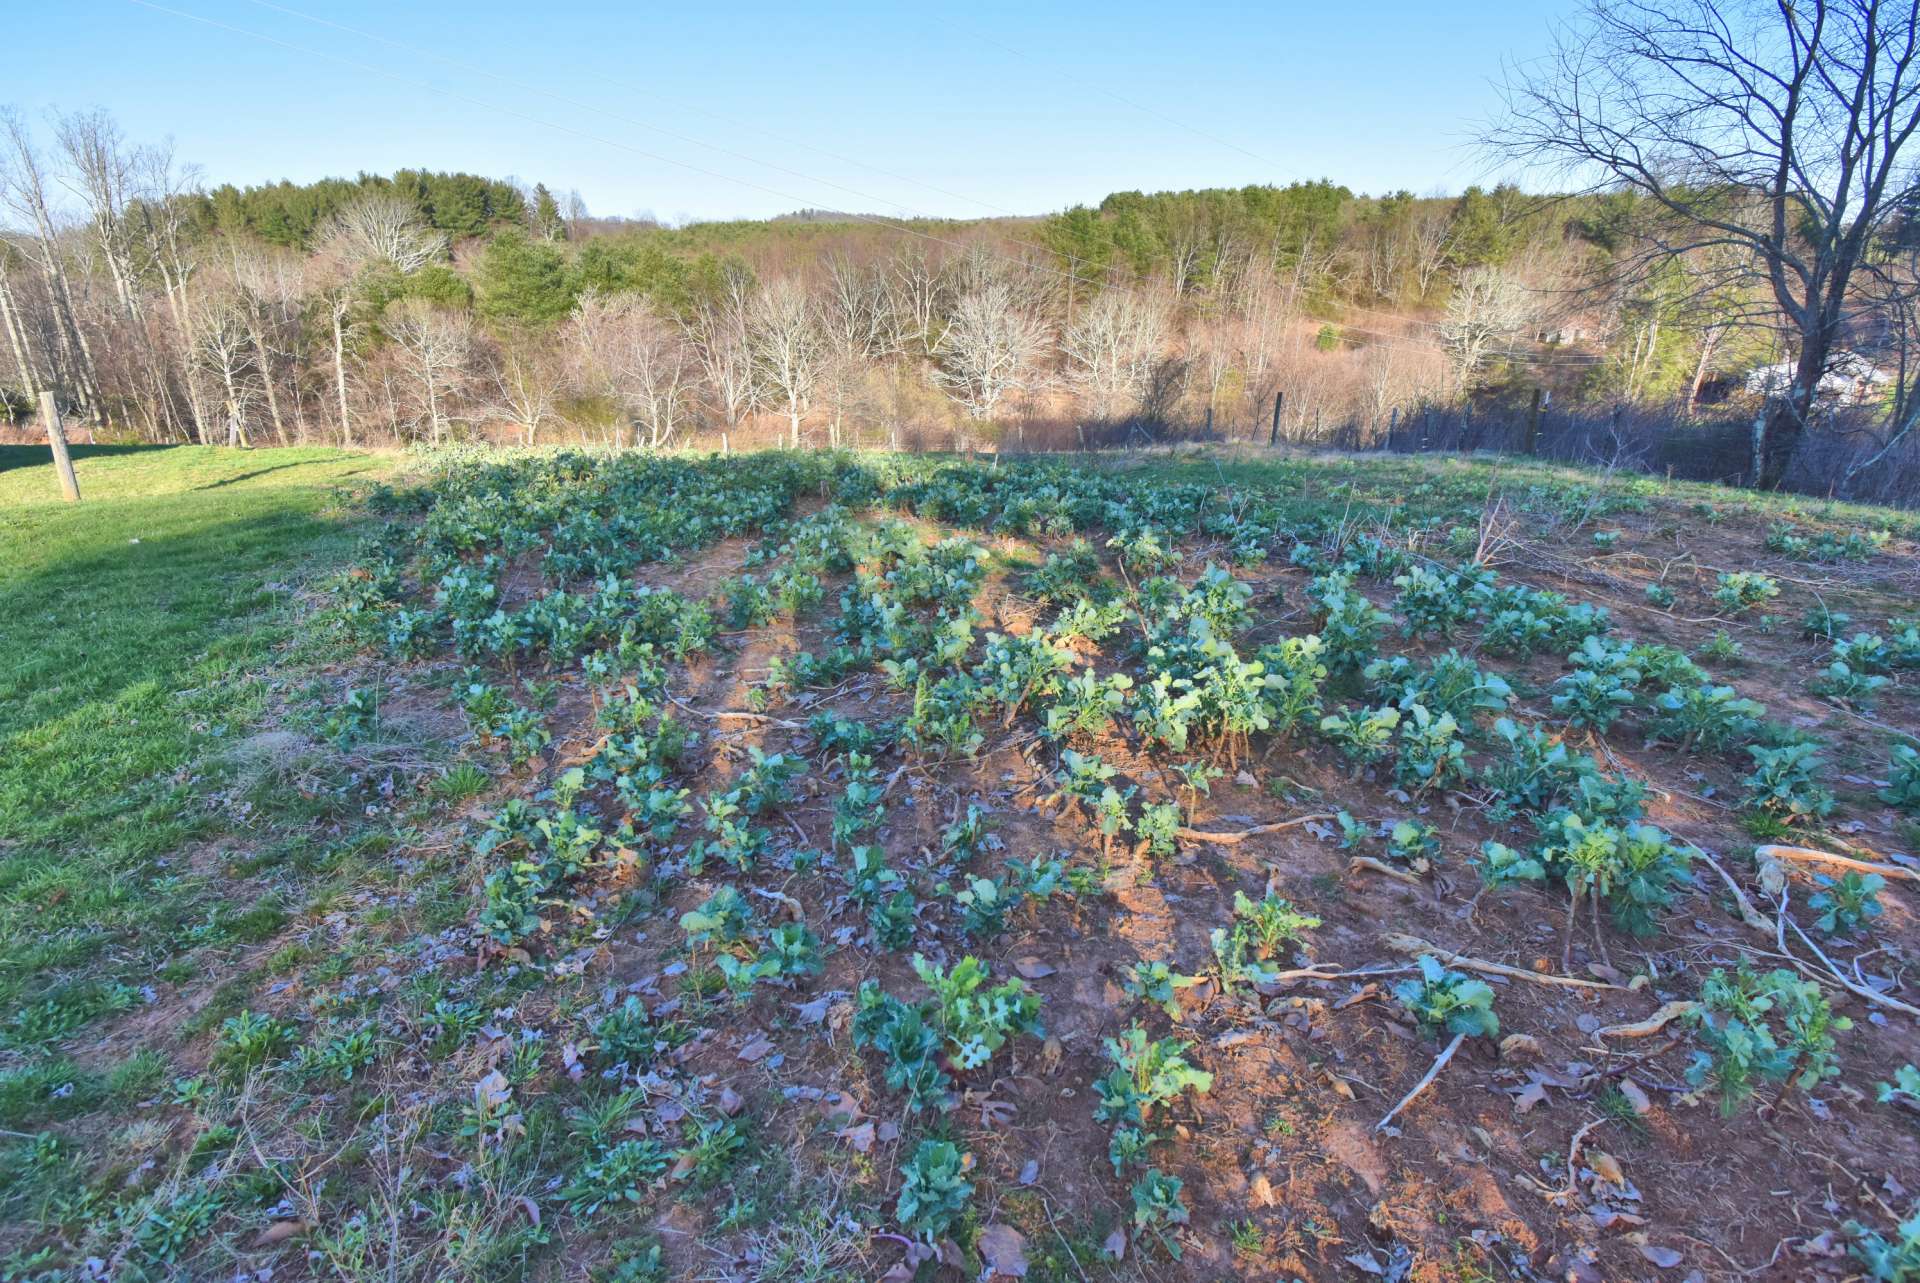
<box><xmin>1527</xmin><ymin>387</ymin><xmax>1543</xmax><ymax>455</ymax></box>
<box><xmin>39</xmin><ymin>390</ymin><xmax>80</xmax><ymax>503</ymax></box>
<box><xmin>1269</xmin><ymin>391</ymin><xmax>1284</xmax><ymax>446</ymax></box>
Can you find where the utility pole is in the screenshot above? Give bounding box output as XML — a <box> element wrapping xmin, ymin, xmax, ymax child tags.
<box><xmin>38</xmin><ymin>390</ymin><xmax>80</xmax><ymax>502</ymax></box>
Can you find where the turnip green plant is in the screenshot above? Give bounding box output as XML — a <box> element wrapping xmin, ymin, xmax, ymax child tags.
<box><xmin>1847</xmin><ymin>1206</ymin><xmax>1920</xmax><ymax>1283</ymax></box>
<box><xmin>1807</xmin><ymin>871</ymin><xmax>1885</xmax><ymax>938</ymax></box>
<box><xmin>1393</xmin><ymin>955</ymin><xmax>1498</xmax><ymax>1039</ymax></box>
<box><xmin>1130</xmin><ymin>1169</ymin><xmax>1191</xmax><ymax>1257</ymax></box>
<box><xmin>1093</xmin><ymin>1026</ymin><xmax>1214</xmax><ymax>1129</ymax></box>
<box><xmin>1122</xmin><ymin>961</ymin><xmax>1204</xmax><ymax>1019</ymax></box>
<box><xmin>1713</xmin><ymin>571</ymin><xmax>1780</xmax><ymax>613</ymax></box>
<box><xmin>1885</xmin><ymin>744</ymin><xmax>1920</xmax><ymax>811</ymax></box>
<box><xmin>1742</xmin><ymin>743</ymin><xmax>1835</xmax><ymax>823</ymax></box>
<box><xmin>1686</xmin><ymin>965</ymin><xmax>1849</xmax><ymax>1115</ymax></box>
<box><xmin>896</xmin><ymin>1140</ymin><xmax>973</xmax><ymax>1239</ymax></box>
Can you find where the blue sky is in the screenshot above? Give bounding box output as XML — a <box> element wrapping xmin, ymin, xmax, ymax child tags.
<box><xmin>12</xmin><ymin>0</ymin><xmax>1570</xmax><ymax>223</ymax></box>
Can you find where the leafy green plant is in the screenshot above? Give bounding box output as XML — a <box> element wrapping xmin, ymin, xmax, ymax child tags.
<box><xmin>1847</xmin><ymin>1206</ymin><xmax>1920</xmax><ymax>1282</ymax></box>
<box><xmin>915</xmin><ymin>954</ymin><xmax>1044</xmax><ymax>1070</ymax></box>
<box><xmin>679</xmin><ymin>887</ymin><xmax>755</xmax><ymax>951</ymax></box>
<box><xmin>1807</xmin><ymin>871</ymin><xmax>1885</xmax><ymax>938</ymax></box>
<box><xmin>564</xmin><ymin>1139</ymin><xmax>670</xmax><ymax>1217</ymax></box>
<box><xmin>1697</xmin><ymin>629</ymin><xmax>1745</xmax><ymax>663</ymax></box>
<box><xmin>896</xmin><ymin>1140</ymin><xmax>972</xmax><ymax>1239</ymax></box>
<box><xmin>1135</xmin><ymin>801</ymin><xmax>1183</xmax><ymax>859</ymax></box>
<box><xmin>1042</xmin><ymin>668</ymin><xmax>1134</xmax><ymax>741</ymax></box>
<box><xmin>1312</xmin><ymin>575</ymin><xmax>1390</xmax><ymax>671</ymax></box>
<box><xmin>670</xmin><ymin>1116</ymin><xmax>747</xmax><ymax>1189</ymax></box>
<box><xmin>1393</xmin><ymin>955</ymin><xmax>1498</xmax><ymax>1038</ymax></box>
<box><xmin>213</xmin><ymin>1011</ymin><xmax>297</xmax><ymax>1077</ymax></box>
<box><xmin>1649</xmin><ymin>683</ymin><xmax>1765</xmax><ymax>751</ymax></box>
<box><xmin>1231</xmin><ymin>890</ymin><xmax>1320</xmax><ymax>957</ymax></box>
<box><xmin>1256</xmin><ymin>634</ymin><xmax>1329</xmax><ymax>737</ymax></box>
<box><xmin>1884</xmin><ymin>744</ymin><xmax>1920</xmax><ymax>811</ymax></box>
<box><xmin>1803</xmin><ymin>604</ymin><xmax>1853</xmax><ymax>640</ymax></box>
<box><xmin>1713</xmin><ymin>571</ymin><xmax>1780</xmax><ymax>613</ymax></box>
<box><xmin>1122</xmin><ymin>961</ymin><xmax>1204</xmax><ymax>1019</ymax></box>
<box><xmin>1093</xmin><ymin>1026</ymin><xmax>1214</xmax><ymax>1129</ymax></box>
<box><xmin>1743</xmin><ymin>743</ymin><xmax>1835</xmax><ymax>823</ymax></box>
<box><xmin>1392</xmin><ymin>566</ymin><xmax>1478</xmax><ymax>638</ymax></box>
<box><xmin>1552</xmin><ymin>637</ymin><xmax>1641</xmax><ymax>731</ymax></box>
<box><xmin>1130</xmin><ymin>1168</ymin><xmax>1191</xmax><ymax>1257</ymax></box>
<box><xmin>852</xmin><ymin>987</ymin><xmax>950</xmax><ymax>1111</ymax></box>
<box><xmin>320</xmin><ymin>686</ymin><xmax>380</xmax><ymax>748</ymax></box>
<box><xmin>1319</xmin><ymin>703</ymin><xmax>1400</xmax><ymax>768</ymax></box>
<box><xmin>1687</xmin><ymin>965</ymin><xmax>1849</xmax><ymax>1114</ymax></box>
<box><xmin>1387</xmin><ymin>819</ymin><xmax>1440</xmax><ymax>870</ymax></box>
<box><xmin>1482</xmin><ymin>718</ymin><xmax>1596</xmax><ymax>820</ymax></box>
<box><xmin>1395</xmin><ymin>703</ymin><xmax>1471</xmax><ymax>793</ymax></box>
<box><xmin>1813</xmin><ymin>659</ymin><xmax>1890</xmax><ymax>708</ymax></box>
<box><xmin>1368</xmin><ymin>650</ymin><xmax>1513</xmax><ymax>726</ymax></box>
<box><xmin>1878</xmin><ymin>1064</ymin><xmax>1920</xmax><ymax>1113</ymax></box>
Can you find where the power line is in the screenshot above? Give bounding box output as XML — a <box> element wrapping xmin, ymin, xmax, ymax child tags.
<box><xmin>920</xmin><ymin>13</ymin><xmax>1294</xmax><ymax>177</ymax></box>
<box><xmin>124</xmin><ymin>1</ymin><xmax>1042</xmax><ymax>265</ymax></box>
<box><xmin>237</xmin><ymin>0</ymin><xmax>1031</xmax><ymax>223</ymax></box>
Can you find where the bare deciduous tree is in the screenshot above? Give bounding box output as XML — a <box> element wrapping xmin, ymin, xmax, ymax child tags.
<box><xmin>684</xmin><ymin>262</ymin><xmax>759</xmax><ymax>449</ymax></box>
<box><xmin>566</xmin><ymin>292</ymin><xmax>697</xmax><ymax>449</ymax></box>
<box><xmin>1438</xmin><ymin>265</ymin><xmax>1532</xmax><ymax>388</ymax></box>
<box><xmin>490</xmin><ymin>339</ymin><xmax>557</xmax><ymax>446</ymax></box>
<box><xmin>931</xmin><ymin>279</ymin><xmax>1051</xmax><ymax>422</ymax></box>
<box><xmin>1062</xmin><ymin>288</ymin><xmax>1169</xmax><ymax>418</ymax></box>
<box><xmin>384</xmin><ymin>298</ymin><xmax>474</xmax><ymax>445</ymax></box>
<box><xmin>0</xmin><ymin>106</ymin><xmax>104</xmax><ymax>424</ymax></box>
<box><xmin>188</xmin><ymin>289</ymin><xmax>259</xmax><ymax>447</ymax></box>
<box><xmin>1489</xmin><ymin>0</ymin><xmax>1920</xmax><ymax>488</ymax></box>
<box><xmin>322</xmin><ymin>192</ymin><xmax>448</xmax><ymax>276</ymax></box>
<box><xmin>746</xmin><ymin>278</ymin><xmax>827</xmax><ymax>447</ymax></box>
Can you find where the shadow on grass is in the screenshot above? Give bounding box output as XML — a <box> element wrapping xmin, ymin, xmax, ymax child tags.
<box><xmin>0</xmin><ymin>442</ymin><xmax>176</xmax><ymax>477</ymax></box>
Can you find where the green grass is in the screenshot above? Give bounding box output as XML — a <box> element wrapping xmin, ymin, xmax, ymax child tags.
<box><xmin>0</xmin><ymin>444</ymin><xmax>391</xmax><ymax>1062</ymax></box>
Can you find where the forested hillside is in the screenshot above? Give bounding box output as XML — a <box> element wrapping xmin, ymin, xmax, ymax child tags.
<box><xmin>1</xmin><ymin>107</ymin><xmax>1914</xmax><ymax>497</ymax></box>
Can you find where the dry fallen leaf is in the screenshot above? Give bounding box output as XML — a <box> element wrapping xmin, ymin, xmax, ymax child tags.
<box><xmin>1250</xmin><ymin>1173</ymin><xmax>1278</xmax><ymax>1208</ymax></box>
<box><xmin>251</xmin><ymin>1219</ymin><xmax>311</xmax><ymax>1247</ymax></box>
<box><xmin>978</xmin><ymin>1224</ymin><xmax>1030</xmax><ymax>1278</ymax></box>
<box><xmin>1101</xmin><ymin>1226</ymin><xmax>1127</xmax><ymax>1260</ymax></box>
<box><xmin>1617</xmin><ymin>1078</ymin><xmax>1652</xmax><ymax>1115</ymax></box>
<box><xmin>1589</xmin><ymin>1150</ymin><xmax>1626</xmax><ymax>1187</ymax></box>
<box><xmin>1499</xmin><ymin>1033</ymin><xmax>1543</xmax><ymax>1060</ymax></box>
<box><xmin>1637</xmin><ymin>1242</ymin><xmax>1683</xmax><ymax>1268</ymax></box>
<box><xmin>1014</xmin><ymin>956</ymin><xmax>1055</xmax><ymax>979</ymax></box>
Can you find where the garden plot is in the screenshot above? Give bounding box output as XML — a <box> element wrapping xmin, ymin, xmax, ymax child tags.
<box><xmin>13</xmin><ymin>448</ymin><xmax>1920</xmax><ymax>1283</ymax></box>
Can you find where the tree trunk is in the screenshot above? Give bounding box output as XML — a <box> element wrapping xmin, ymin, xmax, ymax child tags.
<box><xmin>332</xmin><ymin>301</ymin><xmax>354</xmax><ymax>447</ymax></box>
<box><xmin>1756</xmin><ymin>344</ymin><xmax>1828</xmax><ymax>489</ymax></box>
<box><xmin>1686</xmin><ymin>327</ymin><xmax>1723</xmax><ymax>416</ymax></box>
<box><xmin>0</xmin><ymin>274</ymin><xmax>36</xmax><ymax>398</ymax></box>
<box><xmin>243</xmin><ymin>312</ymin><xmax>287</xmax><ymax>446</ymax></box>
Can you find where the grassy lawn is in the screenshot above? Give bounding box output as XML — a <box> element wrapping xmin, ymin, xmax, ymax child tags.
<box><xmin>0</xmin><ymin>445</ymin><xmax>392</xmax><ymax>1108</ymax></box>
